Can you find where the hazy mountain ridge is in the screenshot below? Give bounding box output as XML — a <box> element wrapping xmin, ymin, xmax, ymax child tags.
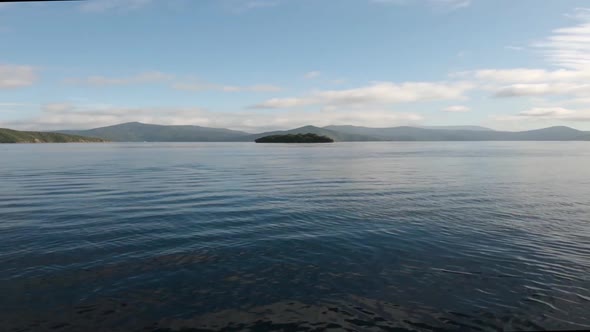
<box><xmin>58</xmin><ymin>122</ymin><xmax>249</xmax><ymax>142</ymax></box>
<box><xmin>0</xmin><ymin>128</ymin><xmax>107</xmax><ymax>143</ymax></box>
<box><xmin>416</xmin><ymin>125</ymin><xmax>494</xmax><ymax>131</ymax></box>
<box><xmin>39</xmin><ymin>122</ymin><xmax>590</xmax><ymax>142</ymax></box>
<box><xmin>324</xmin><ymin>125</ymin><xmax>590</xmax><ymax>141</ymax></box>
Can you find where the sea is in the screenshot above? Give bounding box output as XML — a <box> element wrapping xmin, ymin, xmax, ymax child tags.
<box><xmin>1</xmin><ymin>142</ymin><xmax>590</xmax><ymax>331</ymax></box>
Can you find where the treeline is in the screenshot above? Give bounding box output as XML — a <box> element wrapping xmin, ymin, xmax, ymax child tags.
<box><xmin>255</xmin><ymin>133</ymin><xmax>334</xmax><ymax>143</ymax></box>
<box><xmin>0</xmin><ymin>128</ymin><xmax>107</xmax><ymax>143</ymax></box>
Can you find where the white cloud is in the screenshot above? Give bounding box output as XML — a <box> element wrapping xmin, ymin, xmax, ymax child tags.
<box><xmin>80</xmin><ymin>0</ymin><xmax>153</xmax><ymax>13</ymax></box>
<box><xmin>371</xmin><ymin>0</ymin><xmax>471</xmax><ymax>11</ymax></box>
<box><xmin>443</xmin><ymin>105</ymin><xmax>470</xmax><ymax>112</ymax></box>
<box><xmin>519</xmin><ymin>107</ymin><xmax>574</xmax><ymax>117</ymax></box>
<box><xmin>43</xmin><ymin>103</ymin><xmax>75</xmax><ymax>113</ymax></box>
<box><xmin>1</xmin><ymin>103</ymin><xmax>424</xmax><ymax>132</ymax></box>
<box><xmin>3</xmin><ymin>104</ymin><xmax>209</xmax><ymax>131</ymax></box>
<box><xmin>66</xmin><ymin>72</ymin><xmax>281</xmax><ymax>93</ymax></box>
<box><xmin>455</xmin><ymin>67</ymin><xmax>590</xmax><ymax>98</ymax></box>
<box><xmin>171</xmin><ymin>83</ymin><xmax>215</xmax><ymax>92</ymax></box>
<box><xmin>65</xmin><ymin>71</ymin><xmax>173</xmax><ymax>86</ymax></box>
<box><xmin>494</xmin><ymin>107</ymin><xmax>590</xmax><ymax>123</ymax></box>
<box><xmin>0</xmin><ymin>102</ymin><xmax>34</xmax><ymax>107</ymax></box>
<box><xmin>304</xmin><ymin>71</ymin><xmax>321</xmax><ymax>79</ymax></box>
<box><xmin>493</xmin><ymin>83</ymin><xmax>590</xmax><ymax>98</ymax></box>
<box><xmin>432</xmin><ymin>0</ymin><xmax>470</xmax><ymax>9</ymax></box>
<box><xmin>225</xmin><ymin>84</ymin><xmax>282</xmax><ymax>92</ymax></box>
<box><xmin>0</xmin><ymin>64</ymin><xmax>37</xmax><ymax>88</ymax></box>
<box><xmin>505</xmin><ymin>45</ymin><xmax>524</xmax><ymax>51</ymax></box>
<box><xmin>564</xmin><ymin>7</ymin><xmax>590</xmax><ymax>21</ymax></box>
<box><xmin>566</xmin><ymin>97</ymin><xmax>590</xmax><ymax>105</ymax></box>
<box><xmin>456</xmin><ymin>50</ymin><xmax>468</xmax><ymax>58</ymax></box>
<box><xmin>173</xmin><ymin>82</ymin><xmax>282</xmax><ymax>93</ymax></box>
<box><xmin>243</xmin><ymin>0</ymin><xmax>282</xmax><ymax>9</ymax></box>
<box><xmin>454</xmin><ymin>8</ymin><xmax>590</xmax><ymax>101</ymax></box>
<box><xmin>251</xmin><ymin>97</ymin><xmax>313</xmax><ymax>109</ymax></box>
<box><xmin>223</xmin><ymin>0</ymin><xmax>283</xmax><ymax>13</ymax></box>
<box><xmin>463</xmin><ymin>68</ymin><xmax>590</xmax><ymax>83</ymax></box>
<box><xmin>331</xmin><ymin>79</ymin><xmax>347</xmax><ymax>85</ymax></box>
<box><xmin>533</xmin><ymin>8</ymin><xmax>590</xmax><ymax>69</ymax></box>
<box><xmin>252</xmin><ymin>81</ymin><xmax>473</xmax><ymax>109</ymax></box>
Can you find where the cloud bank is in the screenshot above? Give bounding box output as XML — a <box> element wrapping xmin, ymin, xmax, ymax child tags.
<box><xmin>65</xmin><ymin>71</ymin><xmax>173</xmax><ymax>86</ymax></box>
<box><xmin>0</xmin><ymin>64</ymin><xmax>37</xmax><ymax>88</ymax></box>
<box><xmin>173</xmin><ymin>82</ymin><xmax>282</xmax><ymax>93</ymax></box>
<box><xmin>80</xmin><ymin>0</ymin><xmax>154</xmax><ymax>13</ymax></box>
<box><xmin>443</xmin><ymin>105</ymin><xmax>470</xmax><ymax>112</ymax></box>
<box><xmin>253</xmin><ymin>82</ymin><xmax>472</xmax><ymax>109</ymax></box>
<box><xmin>1</xmin><ymin>103</ymin><xmax>423</xmax><ymax>132</ymax></box>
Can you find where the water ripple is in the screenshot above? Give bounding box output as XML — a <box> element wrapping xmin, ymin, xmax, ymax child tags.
<box><xmin>1</xmin><ymin>142</ymin><xmax>590</xmax><ymax>331</ymax></box>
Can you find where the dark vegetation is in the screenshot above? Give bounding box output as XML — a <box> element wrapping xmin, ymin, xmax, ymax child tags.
<box><xmin>255</xmin><ymin>133</ymin><xmax>334</xmax><ymax>143</ymax></box>
<box><xmin>0</xmin><ymin>128</ymin><xmax>107</xmax><ymax>143</ymax></box>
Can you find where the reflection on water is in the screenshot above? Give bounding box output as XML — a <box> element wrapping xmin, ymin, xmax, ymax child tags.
<box><xmin>1</xmin><ymin>142</ymin><xmax>590</xmax><ymax>331</ymax></box>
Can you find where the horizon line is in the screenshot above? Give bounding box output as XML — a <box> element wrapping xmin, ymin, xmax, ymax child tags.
<box><xmin>2</xmin><ymin>121</ymin><xmax>587</xmax><ymax>134</ymax></box>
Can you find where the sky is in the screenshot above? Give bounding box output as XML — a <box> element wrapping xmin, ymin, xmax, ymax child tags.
<box><xmin>1</xmin><ymin>0</ymin><xmax>590</xmax><ymax>132</ymax></box>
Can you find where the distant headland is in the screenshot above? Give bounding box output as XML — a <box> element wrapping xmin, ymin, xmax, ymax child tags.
<box><xmin>255</xmin><ymin>133</ymin><xmax>334</xmax><ymax>143</ymax></box>
<box><xmin>0</xmin><ymin>128</ymin><xmax>107</xmax><ymax>144</ymax></box>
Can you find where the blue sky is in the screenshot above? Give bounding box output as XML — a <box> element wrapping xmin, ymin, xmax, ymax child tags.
<box><xmin>1</xmin><ymin>0</ymin><xmax>590</xmax><ymax>132</ymax></box>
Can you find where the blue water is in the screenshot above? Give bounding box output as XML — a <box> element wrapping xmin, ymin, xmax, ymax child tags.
<box><xmin>1</xmin><ymin>142</ymin><xmax>590</xmax><ymax>331</ymax></box>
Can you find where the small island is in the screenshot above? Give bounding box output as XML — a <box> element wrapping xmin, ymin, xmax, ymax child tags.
<box><xmin>255</xmin><ymin>133</ymin><xmax>334</xmax><ymax>143</ymax></box>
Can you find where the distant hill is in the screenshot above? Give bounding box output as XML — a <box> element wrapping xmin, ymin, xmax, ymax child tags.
<box><xmin>324</xmin><ymin>125</ymin><xmax>590</xmax><ymax>141</ymax></box>
<box><xmin>416</xmin><ymin>125</ymin><xmax>494</xmax><ymax>131</ymax></box>
<box><xmin>51</xmin><ymin>122</ymin><xmax>590</xmax><ymax>142</ymax></box>
<box><xmin>0</xmin><ymin>128</ymin><xmax>107</xmax><ymax>143</ymax></box>
<box><xmin>57</xmin><ymin>122</ymin><xmax>249</xmax><ymax>142</ymax></box>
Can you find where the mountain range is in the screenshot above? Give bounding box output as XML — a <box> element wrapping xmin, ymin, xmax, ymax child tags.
<box><xmin>53</xmin><ymin>122</ymin><xmax>590</xmax><ymax>142</ymax></box>
<box><xmin>58</xmin><ymin>122</ymin><xmax>247</xmax><ymax>142</ymax></box>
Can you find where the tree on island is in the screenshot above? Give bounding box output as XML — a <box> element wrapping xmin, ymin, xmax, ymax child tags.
<box><xmin>255</xmin><ymin>133</ymin><xmax>334</xmax><ymax>143</ymax></box>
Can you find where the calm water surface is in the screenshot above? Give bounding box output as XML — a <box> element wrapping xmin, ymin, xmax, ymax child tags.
<box><xmin>1</xmin><ymin>142</ymin><xmax>590</xmax><ymax>331</ymax></box>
